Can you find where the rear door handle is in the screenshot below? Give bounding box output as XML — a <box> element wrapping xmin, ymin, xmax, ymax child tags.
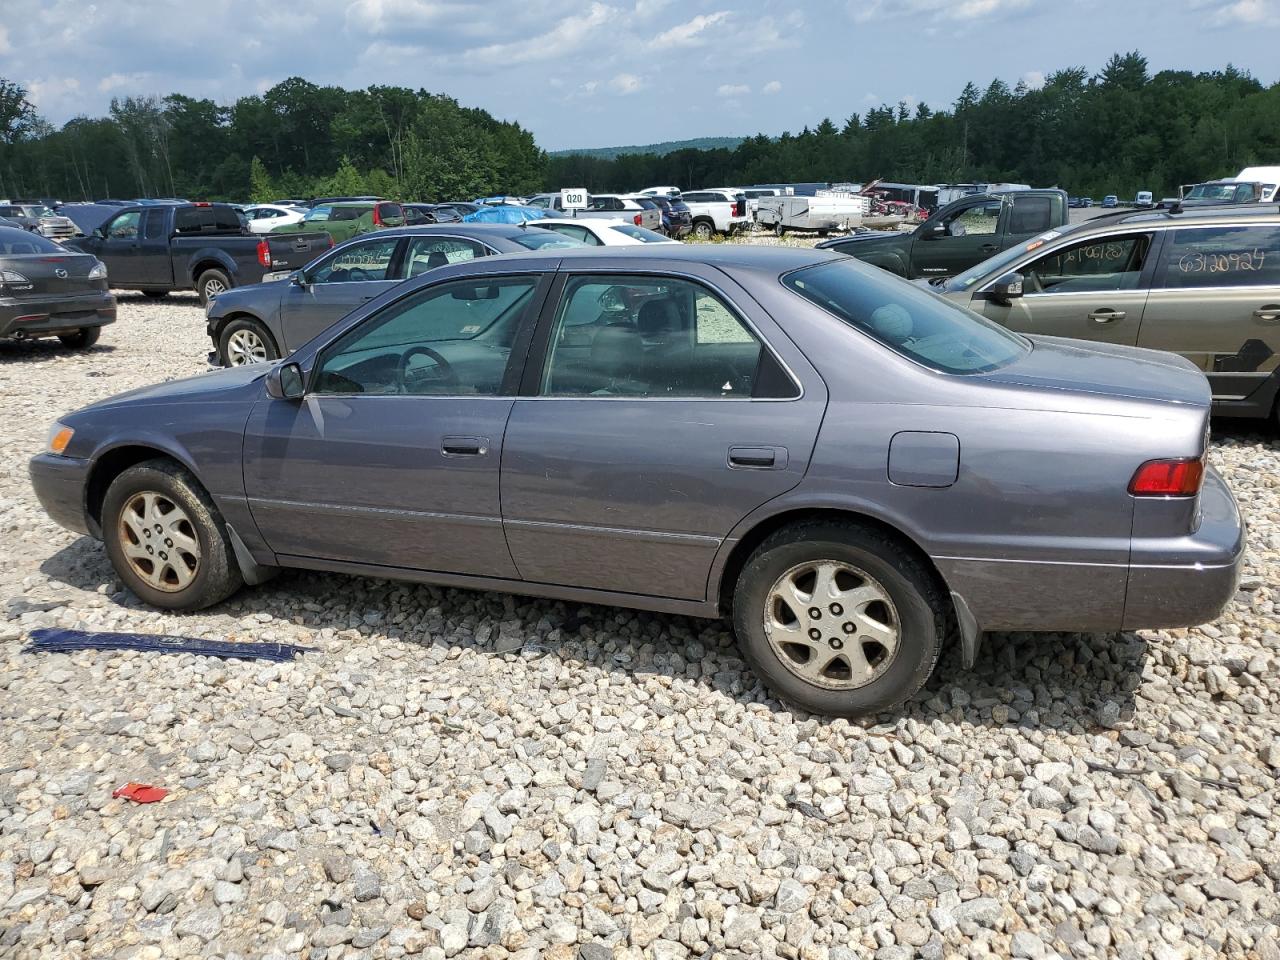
<box><xmin>1089</xmin><ymin>309</ymin><xmax>1126</xmax><ymax>323</ymax></box>
<box><xmin>728</xmin><ymin>446</ymin><xmax>787</xmax><ymax>469</ymax></box>
<box><xmin>441</xmin><ymin>436</ymin><xmax>489</xmax><ymax>457</ymax></box>
<box><xmin>1254</xmin><ymin>305</ymin><xmax>1280</xmax><ymax>322</ymax></box>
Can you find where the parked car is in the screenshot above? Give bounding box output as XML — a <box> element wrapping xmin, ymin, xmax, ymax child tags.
<box><xmin>532</xmin><ymin>219</ymin><xmax>678</xmax><ymax>246</ymax></box>
<box><xmin>0</xmin><ymin>203</ymin><xmax>78</xmax><ymax>240</ymax></box>
<box><xmin>63</xmin><ymin>203</ymin><xmax>332</xmax><ymax>305</ymax></box>
<box><xmin>679</xmin><ymin>189</ymin><xmax>752</xmax><ymax>239</ymax></box>
<box><xmin>524</xmin><ymin>193</ymin><xmax>580</xmax><ymax>215</ymax></box>
<box><xmin>308</xmin><ymin>195</ymin><xmax>384</xmax><ymax>208</ymax></box>
<box><xmin>649</xmin><ymin>195</ymin><xmax>693</xmax><ymax>237</ymax></box>
<box><xmin>1134</xmin><ymin>191</ymin><xmax>1154</xmax><ymax>209</ymax></box>
<box><xmin>1234</xmin><ymin>167</ymin><xmax>1280</xmax><ymax>202</ymax></box>
<box><xmin>436</xmin><ymin>202</ymin><xmax>482</xmax><ymax>219</ymax></box>
<box><xmin>1165</xmin><ymin>180</ymin><xmax>1264</xmax><ymax>208</ymax></box>
<box><xmin>31</xmin><ymin>245</ymin><xmax>1243</xmax><ymax>717</ymax></box>
<box><xmin>638</xmin><ymin>186</ymin><xmax>681</xmax><ymax>198</ymax></box>
<box><xmin>205</xmin><ymin>223</ymin><xmax>587</xmax><ymax>366</ymax></box>
<box><xmin>817</xmin><ymin>190</ymin><xmax>1069</xmax><ymax>279</ymax></box>
<box><xmin>575</xmin><ymin>194</ymin><xmax>662</xmax><ymax>232</ymax></box>
<box><xmin>242</xmin><ymin>204</ymin><xmax>307</xmax><ymax>233</ymax></box>
<box><xmin>1068</xmin><ymin>196</ymin><xmax>1095</xmax><ymax>209</ymax></box>
<box><xmin>0</xmin><ymin>225</ymin><xmax>114</xmax><ymax>349</ymax></box>
<box><xmin>1102</xmin><ymin>195</ymin><xmax>1119</xmax><ymax>208</ymax></box>
<box><xmin>402</xmin><ymin>203</ymin><xmax>464</xmax><ymax>226</ymax></box>
<box><xmin>930</xmin><ymin>205</ymin><xmax>1280</xmax><ymax>423</ymax></box>
<box><xmin>270</xmin><ymin>201</ymin><xmax>405</xmax><ymax>245</ymax></box>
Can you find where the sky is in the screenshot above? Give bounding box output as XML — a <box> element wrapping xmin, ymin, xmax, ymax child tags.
<box><xmin>5</xmin><ymin>0</ymin><xmax>1280</xmax><ymax>151</ymax></box>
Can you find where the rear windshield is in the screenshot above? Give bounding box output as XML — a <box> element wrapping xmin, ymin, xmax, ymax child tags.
<box><xmin>784</xmin><ymin>260</ymin><xmax>1029</xmax><ymax>374</ymax></box>
<box><xmin>512</xmin><ymin>231</ymin><xmax>587</xmax><ymax>250</ymax></box>
<box><xmin>0</xmin><ymin>228</ymin><xmax>64</xmax><ymax>254</ymax></box>
<box><xmin>330</xmin><ymin>206</ymin><xmax>369</xmax><ymax>222</ymax></box>
<box><xmin>609</xmin><ymin>224</ymin><xmax>671</xmax><ymax>242</ymax></box>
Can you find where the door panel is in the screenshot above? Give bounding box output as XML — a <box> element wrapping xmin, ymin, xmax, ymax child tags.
<box><xmin>978</xmin><ymin>291</ymin><xmax>1148</xmax><ymax>346</ymax></box>
<box><xmin>911</xmin><ymin>200</ymin><xmax>1005</xmax><ymax>277</ymax></box>
<box><xmin>244</xmin><ymin>396</ymin><xmax>518</xmax><ymax>576</ymax></box>
<box><xmin>98</xmin><ymin>211</ymin><xmax>145</xmax><ymax>285</ymax></box>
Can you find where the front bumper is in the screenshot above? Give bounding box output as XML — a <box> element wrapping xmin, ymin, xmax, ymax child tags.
<box><xmin>0</xmin><ymin>294</ymin><xmax>115</xmax><ymax>339</ymax></box>
<box><xmin>29</xmin><ymin>453</ymin><xmax>94</xmax><ymax>537</ymax></box>
<box><xmin>1122</xmin><ymin>467</ymin><xmax>1246</xmax><ymax>630</ymax></box>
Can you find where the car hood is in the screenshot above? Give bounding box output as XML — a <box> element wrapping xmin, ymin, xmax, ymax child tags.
<box><xmin>76</xmin><ymin>363</ymin><xmax>269</xmax><ymax>414</ymax></box>
<box><xmin>817</xmin><ymin>230</ymin><xmax>899</xmax><ymax>249</ymax></box>
<box><xmin>982</xmin><ymin>335</ymin><xmax>1210</xmax><ymax>407</ymax></box>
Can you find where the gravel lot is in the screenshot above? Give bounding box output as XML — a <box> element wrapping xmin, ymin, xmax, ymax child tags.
<box><xmin>1</xmin><ymin>286</ymin><xmax>1280</xmax><ymax>960</ymax></box>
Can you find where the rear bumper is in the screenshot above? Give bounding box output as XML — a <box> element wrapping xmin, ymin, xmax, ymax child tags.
<box><xmin>29</xmin><ymin>454</ymin><xmax>94</xmax><ymax>537</ymax></box>
<box><xmin>0</xmin><ymin>294</ymin><xmax>115</xmax><ymax>339</ymax></box>
<box><xmin>1122</xmin><ymin>467</ymin><xmax>1245</xmax><ymax>629</ymax></box>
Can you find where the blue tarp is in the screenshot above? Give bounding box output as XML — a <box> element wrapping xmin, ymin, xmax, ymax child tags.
<box><xmin>463</xmin><ymin>205</ymin><xmax>546</xmax><ymax>224</ymax></box>
<box><xmin>24</xmin><ymin>628</ymin><xmax>315</xmax><ymax>662</ymax></box>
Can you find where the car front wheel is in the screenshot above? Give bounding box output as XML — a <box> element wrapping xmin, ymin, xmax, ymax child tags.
<box><xmin>103</xmin><ymin>459</ymin><xmax>243</xmax><ymax>610</ymax></box>
<box><xmin>219</xmin><ymin>317</ymin><xmax>279</xmax><ymax>366</ymax></box>
<box><xmin>732</xmin><ymin>521</ymin><xmax>946</xmax><ymax>717</ymax></box>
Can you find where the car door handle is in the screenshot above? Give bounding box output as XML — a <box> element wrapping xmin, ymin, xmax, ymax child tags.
<box><xmin>981</xmin><ymin>243</ymin><xmax>998</xmax><ymax>252</ymax></box>
<box><xmin>441</xmin><ymin>436</ymin><xmax>489</xmax><ymax>457</ymax></box>
<box><xmin>1089</xmin><ymin>309</ymin><xmax>1126</xmax><ymax>323</ymax></box>
<box><xmin>1254</xmin><ymin>305</ymin><xmax>1280</xmax><ymax>322</ymax></box>
<box><xmin>728</xmin><ymin>446</ymin><xmax>787</xmax><ymax>469</ymax></box>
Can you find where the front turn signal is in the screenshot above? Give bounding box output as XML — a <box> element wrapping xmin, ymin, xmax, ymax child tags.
<box><xmin>47</xmin><ymin>424</ymin><xmax>74</xmax><ymax>455</ymax></box>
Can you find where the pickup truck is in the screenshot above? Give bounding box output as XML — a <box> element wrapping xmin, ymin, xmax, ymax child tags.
<box><xmin>679</xmin><ymin>189</ymin><xmax>752</xmax><ymax>240</ymax></box>
<box><xmin>816</xmin><ymin>189</ymin><xmax>1069</xmax><ymax>279</ymax></box>
<box><xmin>64</xmin><ymin>203</ymin><xmax>332</xmax><ymax>304</ymax></box>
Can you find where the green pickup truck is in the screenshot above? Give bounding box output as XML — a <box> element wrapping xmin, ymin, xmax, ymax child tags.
<box><xmin>816</xmin><ymin>189</ymin><xmax>1069</xmax><ymax>279</ymax></box>
<box><xmin>270</xmin><ymin>201</ymin><xmax>405</xmax><ymax>244</ymax></box>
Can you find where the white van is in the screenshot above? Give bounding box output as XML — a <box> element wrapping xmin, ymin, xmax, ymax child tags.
<box><xmin>1134</xmin><ymin>190</ymin><xmax>1154</xmax><ymax>208</ymax></box>
<box><xmin>1235</xmin><ymin>167</ymin><xmax>1280</xmax><ymax>201</ymax></box>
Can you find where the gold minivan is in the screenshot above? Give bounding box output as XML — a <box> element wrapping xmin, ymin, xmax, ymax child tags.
<box><xmin>933</xmin><ymin>206</ymin><xmax>1280</xmax><ymax>422</ymax></box>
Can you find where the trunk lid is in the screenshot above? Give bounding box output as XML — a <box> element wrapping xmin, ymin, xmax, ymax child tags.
<box><xmin>1</xmin><ymin>252</ymin><xmax>104</xmax><ymax>298</ymax></box>
<box><xmin>982</xmin><ymin>334</ymin><xmax>1210</xmax><ymax>407</ymax></box>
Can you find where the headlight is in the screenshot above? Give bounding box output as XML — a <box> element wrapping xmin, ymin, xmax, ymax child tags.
<box><xmin>46</xmin><ymin>423</ymin><xmax>74</xmax><ymax>456</ymax></box>
<box><xmin>88</xmin><ymin>261</ymin><xmax>108</xmax><ymax>280</ymax></box>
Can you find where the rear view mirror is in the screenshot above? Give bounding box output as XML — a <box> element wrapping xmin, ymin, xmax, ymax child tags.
<box><xmin>266</xmin><ymin>362</ymin><xmax>305</xmax><ymax>400</ymax></box>
<box><xmin>451</xmin><ymin>285</ymin><xmax>499</xmax><ymax>301</ymax></box>
<box><xmin>989</xmin><ymin>272</ymin><xmax>1025</xmax><ymax>304</ymax></box>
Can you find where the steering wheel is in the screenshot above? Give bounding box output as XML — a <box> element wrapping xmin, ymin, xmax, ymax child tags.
<box><xmin>396</xmin><ymin>345</ymin><xmax>458</xmax><ymax>393</ymax></box>
<box><xmin>347</xmin><ymin>267</ymin><xmax>373</xmax><ymax>282</ymax></box>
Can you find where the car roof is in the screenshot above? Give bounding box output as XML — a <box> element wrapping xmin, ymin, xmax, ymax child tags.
<box><xmin>535</xmin><ymin>243</ymin><xmax>840</xmax><ymax>273</ymax></box>
<box><xmin>366</xmin><ymin>223</ymin><xmax>562</xmax><ymax>241</ymax></box>
<box><xmin>1071</xmin><ymin>202</ymin><xmax>1280</xmax><ymax>232</ymax></box>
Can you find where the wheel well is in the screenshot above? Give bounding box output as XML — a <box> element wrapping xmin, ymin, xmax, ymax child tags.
<box><xmin>216</xmin><ymin>312</ymin><xmax>278</xmax><ymax>352</ymax></box>
<box><xmin>192</xmin><ymin>261</ymin><xmax>229</xmax><ymax>285</ymax></box>
<box><xmin>716</xmin><ymin>508</ymin><xmax>951</xmax><ymax>615</ymax></box>
<box><xmin>86</xmin><ymin>447</ymin><xmax>184</xmax><ymax>529</ymax></box>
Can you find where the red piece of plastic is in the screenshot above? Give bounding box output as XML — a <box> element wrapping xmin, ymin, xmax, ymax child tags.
<box><xmin>112</xmin><ymin>783</ymin><xmax>169</xmax><ymax>803</ymax></box>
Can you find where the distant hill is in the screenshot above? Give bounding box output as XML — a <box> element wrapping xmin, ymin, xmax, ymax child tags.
<box><xmin>549</xmin><ymin>137</ymin><xmax>746</xmax><ymax>159</ymax></box>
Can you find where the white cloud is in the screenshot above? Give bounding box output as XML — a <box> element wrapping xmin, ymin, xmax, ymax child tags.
<box><xmin>609</xmin><ymin>73</ymin><xmax>645</xmax><ymax>94</ymax></box>
<box><xmin>762</xmin><ymin>80</ymin><xmax>783</xmax><ymax>94</ymax></box>
<box><xmin>0</xmin><ymin>25</ymin><xmax>10</xmax><ymax>54</ymax></box>
<box><xmin>1021</xmin><ymin>70</ymin><xmax>1046</xmax><ymax>89</ymax></box>
<box><xmin>717</xmin><ymin>83</ymin><xmax>750</xmax><ymax>97</ymax></box>
<box><xmin>465</xmin><ymin>2</ymin><xmax>616</xmax><ymax>65</ymax></box>
<box><xmin>849</xmin><ymin>0</ymin><xmax>1031</xmax><ymax>22</ymax></box>
<box><xmin>344</xmin><ymin>0</ymin><xmax>459</xmax><ymax>35</ymax></box>
<box><xmin>632</xmin><ymin>0</ymin><xmax>672</xmax><ymax>17</ymax></box>
<box><xmin>98</xmin><ymin>72</ymin><xmax>152</xmax><ymax>94</ymax></box>
<box><xmin>654</xmin><ymin>10</ymin><xmax>730</xmax><ymax>45</ymax></box>
<box><xmin>1219</xmin><ymin>0</ymin><xmax>1272</xmax><ymax>21</ymax></box>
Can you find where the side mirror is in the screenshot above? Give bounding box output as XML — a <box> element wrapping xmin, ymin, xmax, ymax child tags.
<box><xmin>989</xmin><ymin>272</ymin><xmax>1025</xmax><ymax>304</ymax></box>
<box><xmin>920</xmin><ymin>222</ymin><xmax>946</xmax><ymax>240</ymax></box>
<box><xmin>92</xmin><ymin>226</ymin><xmax>105</xmax><ymax>238</ymax></box>
<box><xmin>265</xmin><ymin>362</ymin><xmax>305</xmax><ymax>400</ymax></box>
<box><xmin>290</xmin><ymin>271</ymin><xmax>307</xmax><ymax>287</ymax></box>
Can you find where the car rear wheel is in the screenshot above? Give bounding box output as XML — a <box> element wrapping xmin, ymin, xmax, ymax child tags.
<box><xmin>219</xmin><ymin>317</ymin><xmax>279</xmax><ymax>367</ymax></box>
<box><xmin>58</xmin><ymin>327</ymin><xmax>100</xmax><ymax>350</ymax></box>
<box><xmin>732</xmin><ymin>521</ymin><xmax>946</xmax><ymax>717</ymax></box>
<box><xmin>103</xmin><ymin>459</ymin><xmax>243</xmax><ymax>610</ymax></box>
<box><xmin>197</xmin><ymin>268</ymin><xmax>231</xmax><ymax>307</ymax></box>
<box><xmin>691</xmin><ymin>220</ymin><xmax>715</xmax><ymax>241</ymax></box>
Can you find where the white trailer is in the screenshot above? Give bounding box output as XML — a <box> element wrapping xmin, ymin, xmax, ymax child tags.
<box><xmin>757</xmin><ymin>195</ymin><xmax>870</xmax><ymax>235</ymax></box>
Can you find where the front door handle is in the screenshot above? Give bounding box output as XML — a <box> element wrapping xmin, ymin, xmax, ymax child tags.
<box><xmin>981</xmin><ymin>243</ymin><xmax>998</xmax><ymax>252</ymax></box>
<box><xmin>1254</xmin><ymin>305</ymin><xmax>1280</xmax><ymax>322</ymax></box>
<box><xmin>728</xmin><ymin>446</ymin><xmax>787</xmax><ymax>469</ymax></box>
<box><xmin>441</xmin><ymin>436</ymin><xmax>489</xmax><ymax>457</ymax></box>
<box><xmin>1089</xmin><ymin>309</ymin><xmax>1126</xmax><ymax>323</ymax></box>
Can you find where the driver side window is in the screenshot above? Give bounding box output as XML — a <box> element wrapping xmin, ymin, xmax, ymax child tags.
<box><xmin>1023</xmin><ymin>234</ymin><xmax>1152</xmax><ymax>294</ymax></box>
<box><xmin>945</xmin><ymin>201</ymin><xmax>1001</xmax><ymax>237</ymax></box>
<box><xmin>310</xmin><ymin>238</ymin><xmax>400</xmax><ymax>284</ymax></box>
<box><xmin>313</xmin><ymin>276</ymin><xmax>539</xmax><ymax>396</ymax></box>
<box><xmin>107</xmin><ymin>211</ymin><xmax>141</xmax><ymax>239</ymax></box>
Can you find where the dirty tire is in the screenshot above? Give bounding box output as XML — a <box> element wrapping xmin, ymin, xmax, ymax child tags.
<box><xmin>58</xmin><ymin>327</ymin><xmax>100</xmax><ymax>350</ymax></box>
<box><xmin>197</xmin><ymin>268</ymin><xmax>231</xmax><ymax>307</ymax></box>
<box><xmin>103</xmin><ymin>458</ymin><xmax>244</xmax><ymax>611</ymax></box>
<box><xmin>732</xmin><ymin>520</ymin><xmax>946</xmax><ymax>717</ymax></box>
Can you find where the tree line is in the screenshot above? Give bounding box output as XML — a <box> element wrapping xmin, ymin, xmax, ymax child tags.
<box><xmin>1</xmin><ymin>53</ymin><xmax>1277</xmax><ymax>204</ymax></box>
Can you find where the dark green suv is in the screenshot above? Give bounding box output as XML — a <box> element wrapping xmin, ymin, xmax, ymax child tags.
<box><xmin>817</xmin><ymin>190</ymin><xmax>1069</xmax><ymax>279</ymax></box>
<box><xmin>934</xmin><ymin>205</ymin><xmax>1280</xmax><ymax>422</ymax></box>
<box><xmin>270</xmin><ymin>201</ymin><xmax>404</xmax><ymax>244</ymax></box>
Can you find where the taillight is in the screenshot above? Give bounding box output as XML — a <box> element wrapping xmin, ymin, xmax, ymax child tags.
<box><xmin>256</xmin><ymin>239</ymin><xmax>271</xmax><ymax>269</ymax></box>
<box><xmin>1129</xmin><ymin>458</ymin><xmax>1204</xmax><ymax>497</ymax></box>
<box><xmin>633</xmin><ymin>214</ymin><xmax>643</xmax><ymax>226</ymax></box>
<box><xmin>193</xmin><ymin>202</ymin><xmax>211</xmax><ymax>207</ymax></box>
<box><xmin>373</xmin><ymin>205</ymin><xmax>383</xmax><ymax>226</ymax></box>
<box><xmin>732</xmin><ymin>201</ymin><xmax>744</xmax><ymax>217</ymax></box>
<box><xmin>327</xmin><ymin>235</ymin><xmax>335</xmax><ymax>248</ymax></box>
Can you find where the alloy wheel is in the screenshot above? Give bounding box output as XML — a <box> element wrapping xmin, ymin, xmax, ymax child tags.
<box><xmin>226</xmin><ymin>328</ymin><xmax>268</xmax><ymax>365</ymax></box>
<box><xmin>117</xmin><ymin>492</ymin><xmax>201</xmax><ymax>593</ymax></box>
<box><xmin>763</xmin><ymin>560</ymin><xmax>900</xmax><ymax>690</ymax></box>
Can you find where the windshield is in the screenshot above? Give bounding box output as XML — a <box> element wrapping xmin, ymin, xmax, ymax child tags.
<box><xmin>22</xmin><ymin>206</ymin><xmax>55</xmax><ymax>218</ymax></box>
<box><xmin>945</xmin><ymin>228</ymin><xmax>1071</xmax><ymax>291</ymax></box>
<box><xmin>512</xmin><ymin>231</ymin><xmax>587</xmax><ymax>250</ymax></box>
<box><xmin>1186</xmin><ymin>183</ymin><xmax>1243</xmax><ymax>200</ymax></box>
<box><xmin>784</xmin><ymin>259</ymin><xmax>1030</xmax><ymax>375</ymax></box>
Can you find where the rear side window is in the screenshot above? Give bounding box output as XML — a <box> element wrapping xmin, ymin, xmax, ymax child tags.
<box><xmin>330</xmin><ymin>207</ymin><xmax>367</xmax><ymax>222</ymax></box>
<box><xmin>142</xmin><ymin>208</ymin><xmax>167</xmax><ymax>239</ymax></box>
<box><xmin>1158</xmin><ymin>225</ymin><xmax>1280</xmax><ymax>289</ymax></box>
<box><xmin>174</xmin><ymin>207</ymin><xmax>211</xmax><ymax>233</ymax></box>
<box><xmin>1008</xmin><ymin>195</ymin><xmax>1054</xmax><ymax>234</ymax></box>
<box><xmin>784</xmin><ymin>259</ymin><xmax>1029</xmax><ymax>374</ymax></box>
<box><xmin>215</xmin><ymin>207</ymin><xmax>242</xmax><ymax>231</ymax></box>
<box><xmin>377</xmin><ymin>203</ymin><xmax>403</xmax><ymax>222</ymax></box>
